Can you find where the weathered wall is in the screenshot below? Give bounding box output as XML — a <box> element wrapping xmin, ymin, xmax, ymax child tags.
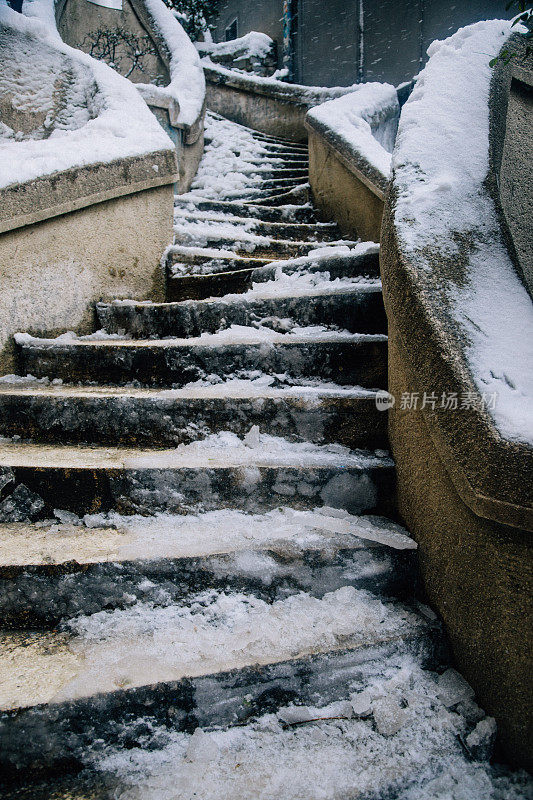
<box><xmin>210</xmin><ymin>0</ymin><xmax>513</xmax><ymax>87</ymax></box>
<box><xmin>0</xmin><ymin>185</ymin><xmax>172</xmax><ymax>373</ymax></box>
<box><xmin>307</xmin><ymin>130</ymin><xmax>383</xmax><ymax>242</ymax></box>
<box><xmin>204</xmin><ymin>68</ymin><xmax>309</xmax><ymax>141</ymax></box>
<box><xmin>57</xmin><ymin>0</ymin><xmax>169</xmax><ymax>84</ymax></box>
<box><xmin>498</xmin><ymin>67</ymin><xmax>533</xmax><ymax>298</ymax></box>
<box><xmin>386</xmin><ymin>323</ymin><xmax>532</xmax><ymax>770</ymax></box>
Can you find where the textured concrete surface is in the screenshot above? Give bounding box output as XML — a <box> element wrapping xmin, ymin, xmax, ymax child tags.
<box><xmin>307</xmin><ymin>129</ymin><xmax>384</xmax><ymax>242</ymax></box>
<box><xmin>0</xmin><ymin>186</ymin><xmax>172</xmax><ymax>373</ymax></box>
<box><xmin>387</xmin><ymin>325</ymin><xmax>533</xmax><ymax>770</ymax></box>
<box><xmin>205</xmin><ymin>68</ymin><xmax>309</xmax><ymax>141</ymax></box>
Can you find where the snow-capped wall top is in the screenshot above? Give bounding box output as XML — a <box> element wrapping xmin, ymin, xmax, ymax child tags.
<box><xmin>306</xmin><ymin>84</ymin><xmax>399</xmax><ymax>189</ymax></box>
<box><xmin>391</xmin><ymin>19</ymin><xmax>533</xmax><ymax>446</ymax></box>
<box><xmin>197</xmin><ymin>31</ymin><xmax>274</xmax><ymax>61</ymax></box>
<box><xmin>135</xmin><ymin>0</ymin><xmax>205</xmax><ymax>129</ymax></box>
<box><xmin>0</xmin><ymin>0</ymin><xmax>173</xmax><ymax>190</ymax></box>
<box><xmin>203</xmin><ymin>60</ymin><xmax>364</xmax><ymax>108</ymax></box>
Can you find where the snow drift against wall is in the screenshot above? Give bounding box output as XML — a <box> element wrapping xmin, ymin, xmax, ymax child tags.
<box><xmin>136</xmin><ymin>0</ymin><xmax>205</xmax><ymax>128</ymax></box>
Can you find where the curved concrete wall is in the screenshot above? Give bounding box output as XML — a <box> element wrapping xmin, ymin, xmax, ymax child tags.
<box><xmin>54</xmin><ymin>0</ymin><xmax>206</xmax><ymax>191</ymax></box>
<box><xmin>305</xmin><ymin>87</ymin><xmax>398</xmax><ymax>241</ymax></box>
<box><xmin>380</xmin><ymin>27</ymin><xmax>533</xmax><ymax>769</ymax></box>
<box><xmin>0</xmin><ymin>4</ymin><xmax>177</xmax><ymax>372</ymax></box>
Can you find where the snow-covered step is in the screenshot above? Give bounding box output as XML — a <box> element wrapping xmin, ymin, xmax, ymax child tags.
<box><xmin>167</xmin><ymin>243</ymin><xmax>277</xmax><ymax>271</ymax></box>
<box><xmin>239</xmin><ymin>153</ymin><xmax>309</xmax><ymax>166</ymax></box>
<box><xmin>172</xmin><ymin>229</ymin><xmax>343</xmax><ymax>260</ymax></box>
<box><xmin>0</xmin><ymin>508</ymin><xmax>418</xmax><ymax>626</ymax></box>
<box><xmin>53</xmin><ymin>660</ymin><xmax>503</xmax><ymax>800</ymax></box>
<box><xmin>251</xmin><ymin>167</ymin><xmax>309</xmax><ymax>180</ymax></box>
<box><xmin>97</xmin><ymin>284</ymin><xmax>386</xmax><ymax>339</ymax></box>
<box><xmin>0</xmin><ymin>436</ymin><xmax>395</xmax><ymax>516</ymax></box>
<box><xmin>174</xmin><ymin>210</ymin><xmax>341</xmax><ymax>242</ymax></box>
<box><xmin>0</xmin><ymin>381</ymin><xmax>387</xmax><ymax>448</ymax></box>
<box><xmin>236</xmin><ymin>184</ymin><xmax>310</xmax><ymax>204</ymax></box>
<box><xmin>0</xmin><ymin>585</ymin><xmax>441</xmax><ymax>773</ymax></box>
<box><xmin>166</xmin><ymin>256</ymin><xmax>380</xmax><ymax>302</ymax></box>
<box><xmin>15</xmin><ymin>330</ymin><xmax>388</xmax><ymax>388</ymax></box>
<box><xmin>175</xmin><ymin>198</ymin><xmax>320</xmax><ymax>224</ymax></box>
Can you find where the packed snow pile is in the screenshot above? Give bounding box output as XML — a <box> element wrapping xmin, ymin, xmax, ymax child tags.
<box><xmin>135</xmin><ymin>0</ymin><xmax>205</xmax><ymax>129</ymax></box>
<box><xmin>391</xmin><ymin>20</ymin><xmax>533</xmax><ymax>445</ymax></box>
<box><xmin>307</xmin><ymin>83</ymin><xmax>399</xmax><ymax>183</ymax></box>
<box><xmin>197</xmin><ymin>31</ymin><xmax>277</xmax><ymax>77</ymax></box>
<box><xmin>0</xmin><ymin>1</ymin><xmax>173</xmax><ymax>190</ymax></box>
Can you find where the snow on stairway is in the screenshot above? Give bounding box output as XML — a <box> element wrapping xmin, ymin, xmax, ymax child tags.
<box><xmin>0</xmin><ymin>432</ymin><xmax>395</xmax><ymax>517</ymax></box>
<box><xmin>0</xmin><ymin>507</ymin><xmax>417</xmax><ymax>625</ymax></box>
<box><xmin>15</xmin><ymin>328</ymin><xmax>388</xmax><ymax>388</ymax></box>
<box><xmin>0</xmin><ymin>110</ymin><xmax>525</xmax><ymax>797</ymax></box>
<box><xmin>0</xmin><ymin>378</ymin><xmax>387</xmax><ymax>448</ymax></box>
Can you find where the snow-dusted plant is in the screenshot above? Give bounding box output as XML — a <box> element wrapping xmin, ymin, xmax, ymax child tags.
<box><xmin>490</xmin><ymin>0</ymin><xmax>532</xmax><ymax>66</ymax></box>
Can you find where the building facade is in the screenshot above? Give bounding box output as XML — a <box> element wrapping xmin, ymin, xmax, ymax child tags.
<box><xmin>211</xmin><ymin>0</ymin><xmax>512</xmax><ymax>87</ymax></box>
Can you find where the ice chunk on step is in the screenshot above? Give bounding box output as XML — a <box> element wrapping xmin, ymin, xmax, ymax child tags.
<box><xmin>320</xmin><ymin>472</ymin><xmax>377</xmax><ymax>515</ymax></box>
<box><xmin>54</xmin><ymin>509</ymin><xmax>82</xmax><ymax>526</ymax></box>
<box><xmin>437</xmin><ymin>668</ymin><xmax>475</xmax><ymax>708</ymax></box>
<box><xmin>455</xmin><ymin>698</ymin><xmax>486</xmax><ymax>727</ymax></box>
<box><xmin>372</xmin><ymin>696</ymin><xmax>410</xmax><ymax>737</ymax></box>
<box><xmin>278</xmin><ymin>706</ymin><xmax>313</xmax><ymax>725</ymax></box>
<box><xmin>0</xmin><ymin>467</ymin><xmax>15</xmax><ymax>498</ymax></box>
<box><xmin>185</xmin><ymin>729</ymin><xmax>220</xmax><ymax>763</ymax></box>
<box><xmin>465</xmin><ymin>717</ymin><xmax>497</xmax><ymax>761</ymax></box>
<box><xmin>304</xmin><ymin>509</ymin><xmax>417</xmax><ymax>550</ymax></box>
<box><xmin>350</xmin><ymin>689</ymin><xmax>373</xmax><ymax>718</ymax></box>
<box><xmin>0</xmin><ymin>484</ymin><xmax>45</xmax><ymax>523</ymax></box>
<box><xmin>244</xmin><ymin>425</ymin><xmax>261</xmax><ymax>448</ymax></box>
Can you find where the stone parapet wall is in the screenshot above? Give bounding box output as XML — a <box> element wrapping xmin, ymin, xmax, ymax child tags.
<box><xmin>203</xmin><ymin>64</ymin><xmax>363</xmax><ymax>141</ymax></box>
<box><xmin>0</xmin><ymin>185</ymin><xmax>173</xmax><ymax>373</ymax></box>
<box><xmin>380</xmin><ymin>22</ymin><xmax>533</xmax><ymax>768</ymax></box>
<box><xmin>0</xmin><ymin>2</ymin><xmax>178</xmax><ymax>370</ymax></box>
<box><xmin>305</xmin><ymin>85</ymin><xmax>398</xmax><ymax>241</ymax></box>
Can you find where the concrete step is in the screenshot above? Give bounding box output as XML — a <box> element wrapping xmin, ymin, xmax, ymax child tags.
<box><xmin>0</xmin><ymin>508</ymin><xmax>418</xmax><ymax>626</ymax></box>
<box><xmin>174</xmin><ymin>199</ymin><xmax>320</xmax><ymax>224</ymax></box>
<box><xmin>174</xmin><ymin>210</ymin><xmax>341</xmax><ymax>242</ymax></box>
<box><xmin>241</xmin><ymin>184</ymin><xmax>310</xmax><ymax>206</ymax></box>
<box><xmin>15</xmin><ymin>330</ymin><xmax>388</xmax><ymax>388</ymax></box>
<box><xmin>223</xmin><ymin>183</ymin><xmax>309</xmax><ymax>203</ymax></box>
<box><xmin>249</xmin><ymin>168</ymin><xmax>309</xmax><ymax>180</ymax></box>
<box><xmin>172</xmin><ymin>233</ymin><xmax>349</xmax><ymax>261</ymax></box>
<box><xmin>166</xmin><ymin>246</ymin><xmax>380</xmax><ymax>301</ymax></box>
<box><xmin>241</xmin><ymin>153</ymin><xmax>309</xmax><ymax>165</ymax></box>
<box><xmin>0</xmin><ymin>437</ymin><xmax>395</xmax><ymax>517</ymax></box>
<box><xmin>98</xmin><ymin>284</ymin><xmax>386</xmax><ymax>338</ymax></box>
<box><xmin>0</xmin><ymin>587</ymin><xmax>440</xmax><ymax>775</ymax></box>
<box><xmin>0</xmin><ymin>382</ymin><xmax>387</xmax><ymax>448</ymax></box>
<box><xmin>174</xmin><ymin>209</ymin><xmax>342</xmax><ymax>242</ymax></box>
<box><xmin>167</xmin><ymin>244</ymin><xmax>276</xmax><ymax>273</ymax></box>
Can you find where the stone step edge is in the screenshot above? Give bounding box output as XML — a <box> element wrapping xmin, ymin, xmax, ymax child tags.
<box><xmin>0</xmin><ymin>631</ymin><xmax>442</xmax><ymax>777</ymax></box>
<box><xmin>0</xmin><ymin>510</ymin><xmax>416</xmax><ymax>572</ymax></box>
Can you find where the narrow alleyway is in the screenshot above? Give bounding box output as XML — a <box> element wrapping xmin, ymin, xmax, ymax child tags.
<box><xmin>0</xmin><ymin>113</ymin><xmax>527</xmax><ymax>799</ymax></box>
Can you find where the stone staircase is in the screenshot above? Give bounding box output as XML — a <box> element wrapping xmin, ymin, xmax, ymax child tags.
<box><xmin>0</xmin><ymin>113</ymin><xmax>520</xmax><ymax>799</ymax></box>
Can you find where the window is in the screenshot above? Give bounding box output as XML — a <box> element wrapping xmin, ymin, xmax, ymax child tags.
<box><xmin>225</xmin><ymin>18</ymin><xmax>238</xmax><ymax>41</ymax></box>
